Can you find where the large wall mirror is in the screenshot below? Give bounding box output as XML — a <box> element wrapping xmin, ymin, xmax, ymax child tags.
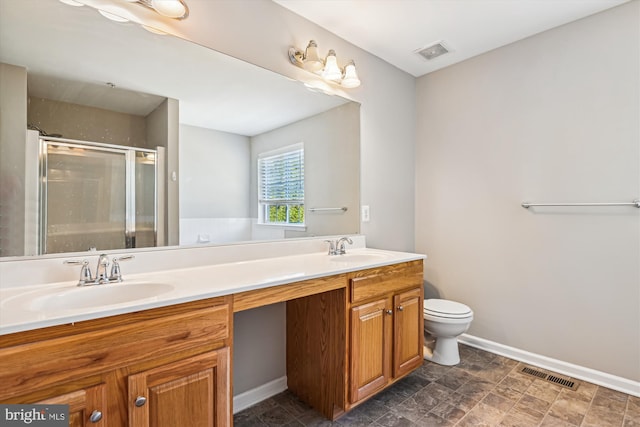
<box><xmin>0</xmin><ymin>0</ymin><xmax>360</xmax><ymax>259</ymax></box>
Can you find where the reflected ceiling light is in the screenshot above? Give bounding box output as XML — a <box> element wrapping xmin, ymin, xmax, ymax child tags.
<box><xmin>58</xmin><ymin>0</ymin><xmax>84</xmax><ymax>6</ymax></box>
<box><xmin>150</xmin><ymin>0</ymin><xmax>187</xmax><ymax>18</ymax></box>
<box><xmin>98</xmin><ymin>9</ymin><xmax>130</xmax><ymax>22</ymax></box>
<box><xmin>289</xmin><ymin>40</ymin><xmax>361</xmax><ymax>88</ymax></box>
<box><xmin>129</xmin><ymin>0</ymin><xmax>189</xmax><ymax>19</ymax></box>
<box><xmin>141</xmin><ymin>24</ymin><xmax>168</xmax><ymax>35</ymax></box>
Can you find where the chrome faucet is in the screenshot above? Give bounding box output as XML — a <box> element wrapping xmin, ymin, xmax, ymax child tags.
<box><xmin>65</xmin><ymin>254</ymin><xmax>134</xmax><ymax>286</ymax></box>
<box><xmin>325</xmin><ymin>237</ymin><xmax>353</xmax><ymax>255</ymax></box>
<box><xmin>95</xmin><ymin>254</ymin><xmax>110</xmax><ymax>284</ymax></box>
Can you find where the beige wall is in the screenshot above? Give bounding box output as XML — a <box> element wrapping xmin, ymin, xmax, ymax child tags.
<box><xmin>0</xmin><ymin>63</ymin><xmax>27</xmax><ymax>257</ymax></box>
<box><xmin>146</xmin><ymin>98</ymin><xmax>179</xmax><ymax>246</ymax></box>
<box><xmin>179</xmin><ymin>124</ymin><xmax>251</xmax><ymax>219</ymax></box>
<box><xmin>415</xmin><ymin>1</ymin><xmax>639</xmax><ymax>382</ymax></box>
<box><xmin>28</xmin><ymin>97</ymin><xmax>146</xmax><ymax>145</ymax></box>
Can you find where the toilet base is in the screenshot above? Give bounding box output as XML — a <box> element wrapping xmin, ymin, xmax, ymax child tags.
<box><xmin>423</xmin><ymin>336</ymin><xmax>461</xmax><ymax>366</ymax></box>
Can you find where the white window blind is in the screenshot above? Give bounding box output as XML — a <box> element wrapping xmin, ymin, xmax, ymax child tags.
<box><xmin>258</xmin><ymin>144</ymin><xmax>304</xmax><ymax>225</ymax></box>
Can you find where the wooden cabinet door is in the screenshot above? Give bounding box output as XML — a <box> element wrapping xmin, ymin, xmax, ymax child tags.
<box><xmin>128</xmin><ymin>349</ymin><xmax>230</xmax><ymax>427</ymax></box>
<box><xmin>393</xmin><ymin>288</ymin><xmax>424</xmax><ymax>378</ymax></box>
<box><xmin>350</xmin><ymin>298</ymin><xmax>391</xmax><ymax>403</ymax></box>
<box><xmin>37</xmin><ymin>384</ymin><xmax>107</xmax><ymax>427</ymax></box>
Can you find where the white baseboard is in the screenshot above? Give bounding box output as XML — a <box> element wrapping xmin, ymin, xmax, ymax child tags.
<box><xmin>233</xmin><ymin>376</ymin><xmax>288</xmax><ymax>414</ymax></box>
<box><xmin>459</xmin><ymin>334</ymin><xmax>640</xmax><ymax>398</ymax></box>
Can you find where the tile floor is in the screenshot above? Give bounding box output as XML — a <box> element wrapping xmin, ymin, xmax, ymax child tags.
<box><xmin>234</xmin><ymin>344</ymin><xmax>640</xmax><ymax>426</ymax></box>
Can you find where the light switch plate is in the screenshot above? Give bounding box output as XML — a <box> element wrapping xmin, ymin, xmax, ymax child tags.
<box><xmin>361</xmin><ymin>205</ymin><xmax>370</xmax><ymax>222</ymax></box>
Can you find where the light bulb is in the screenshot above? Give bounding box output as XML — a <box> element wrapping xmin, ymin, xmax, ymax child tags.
<box><xmin>151</xmin><ymin>0</ymin><xmax>187</xmax><ymax>18</ymax></box>
<box><xmin>341</xmin><ymin>60</ymin><xmax>361</xmax><ymax>88</ymax></box>
<box><xmin>322</xmin><ymin>50</ymin><xmax>342</xmax><ymax>81</ymax></box>
<box><xmin>303</xmin><ymin>40</ymin><xmax>324</xmax><ymax>72</ymax></box>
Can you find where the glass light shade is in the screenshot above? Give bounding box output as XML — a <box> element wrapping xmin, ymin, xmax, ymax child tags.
<box><xmin>322</xmin><ymin>50</ymin><xmax>342</xmax><ymax>81</ymax></box>
<box><xmin>151</xmin><ymin>0</ymin><xmax>186</xmax><ymax>18</ymax></box>
<box><xmin>98</xmin><ymin>9</ymin><xmax>130</xmax><ymax>22</ymax></box>
<box><xmin>303</xmin><ymin>40</ymin><xmax>324</xmax><ymax>72</ymax></box>
<box><xmin>341</xmin><ymin>61</ymin><xmax>361</xmax><ymax>88</ymax></box>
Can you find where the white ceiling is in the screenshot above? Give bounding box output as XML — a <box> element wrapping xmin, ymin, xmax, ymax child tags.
<box><xmin>273</xmin><ymin>0</ymin><xmax>630</xmax><ymax>77</ymax></box>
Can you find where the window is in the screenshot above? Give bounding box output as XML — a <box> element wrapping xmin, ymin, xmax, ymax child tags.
<box><xmin>258</xmin><ymin>144</ymin><xmax>305</xmax><ymax>226</ymax></box>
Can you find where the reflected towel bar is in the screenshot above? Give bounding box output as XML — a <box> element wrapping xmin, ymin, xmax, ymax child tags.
<box><xmin>308</xmin><ymin>207</ymin><xmax>348</xmax><ymax>212</ymax></box>
<box><xmin>522</xmin><ymin>199</ymin><xmax>640</xmax><ymax>209</ymax></box>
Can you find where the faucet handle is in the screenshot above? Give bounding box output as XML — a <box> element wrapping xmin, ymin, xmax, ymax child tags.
<box><xmin>64</xmin><ymin>259</ymin><xmax>93</xmax><ymax>286</ymax></box>
<box><xmin>336</xmin><ymin>236</ymin><xmax>353</xmax><ymax>254</ymax></box>
<box><xmin>324</xmin><ymin>240</ymin><xmax>337</xmax><ymax>255</ymax></box>
<box><xmin>110</xmin><ymin>255</ymin><xmax>135</xmax><ymax>282</ymax></box>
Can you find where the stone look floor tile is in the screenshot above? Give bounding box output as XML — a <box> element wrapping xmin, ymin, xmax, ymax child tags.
<box><xmin>415</xmin><ymin>412</ymin><xmax>454</xmax><ymax>426</ymax></box>
<box><xmin>547</xmin><ymin>389</ymin><xmax>591</xmax><ymax>426</ymax></box>
<box><xmin>627</xmin><ymin>396</ymin><xmax>640</xmax><ymax>421</ymax></box>
<box><xmin>515</xmin><ymin>392</ymin><xmax>553</xmax><ymax>415</ymax></box>
<box><xmin>526</xmin><ymin>380</ymin><xmax>562</xmax><ymax>404</ymax></box>
<box><xmin>234</xmin><ymin>344</ymin><xmax>638</xmax><ymax>427</ymax></box>
<box><xmin>540</xmin><ymin>414</ymin><xmax>579</xmax><ymax>426</ymax></box>
<box><xmin>498</xmin><ymin>411</ymin><xmax>540</xmax><ymax>427</ymax></box>
<box><xmin>582</xmin><ymin>403</ymin><xmax>625</xmax><ymax>427</ymax></box>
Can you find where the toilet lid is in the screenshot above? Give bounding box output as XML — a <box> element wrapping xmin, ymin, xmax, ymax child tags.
<box><xmin>424</xmin><ymin>299</ymin><xmax>472</xmax><ymax>318</ymax></box>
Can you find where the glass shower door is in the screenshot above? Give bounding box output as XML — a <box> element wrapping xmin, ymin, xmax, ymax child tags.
<box><xmin>43</xmin><ymin>143</ymin><xmax>127</xmax><ymax>254</ymax></box>
<box><xmin>133</xmin><ymin>151</ymin><xmax>157</xmax><ymax>248</ymax></box>
<box><xmin>40</xmin><ymin>139</ymin><xmax>159</xmax><ymax>255</ymax></box>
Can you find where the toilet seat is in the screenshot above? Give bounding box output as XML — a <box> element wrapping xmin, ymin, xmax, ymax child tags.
<box><xmin>424</xmin><ymin>299</ymin><xmax>473</xmax><ymax>319</ymax></box>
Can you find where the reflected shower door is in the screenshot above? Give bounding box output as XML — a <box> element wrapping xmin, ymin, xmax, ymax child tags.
<box><xmin>44</xmin><ymin>144</ymin><xmax>127</xmax><ymax>254</ymax></box>
<box><xmin>134</xmin><ymin>151</ymin><xmax>157</xmax><ymax>248</ymax></box>
<box><xmin>40</xmin><ymin>139</ymin><xmax>158</xmax><ymax>255</ymax></box>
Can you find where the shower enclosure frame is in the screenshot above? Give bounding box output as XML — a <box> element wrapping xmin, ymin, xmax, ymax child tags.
<box><xmin>34</xmin><ymin>136</ymin><xmax>164</xmax><ymax>255</ymax></box>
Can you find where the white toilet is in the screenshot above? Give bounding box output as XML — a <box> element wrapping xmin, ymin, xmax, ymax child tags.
<box><xmin>423</xmin><ymin>299</ymin><xmax>473</xmax><ymax>366</ymax></box>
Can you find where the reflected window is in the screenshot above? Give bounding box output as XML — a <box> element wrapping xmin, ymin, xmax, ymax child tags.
<box><xmin>258</xmin><ymin>143</ymin><xmax>305</xmax><ymax>226</ymax></box>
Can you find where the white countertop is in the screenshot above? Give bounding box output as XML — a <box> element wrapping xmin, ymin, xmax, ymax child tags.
<box><xmin>0</xmin><ymin>248</ymin><xmax>425</xmax><ymax>336</ymax></box>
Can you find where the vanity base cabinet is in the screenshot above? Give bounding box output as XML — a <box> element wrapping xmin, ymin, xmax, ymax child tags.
<box><xmin>348</xmin><ymin>261</ymin><xmax>424</xmax><ymax>407</ymax></box>
<box><xmin>350</xmin><ymin>298</ymin><xmax>391</xmax><ymax>403</ymax></box>
<box><xmin>0</xmin><ymin>297</ymin><xmax>232</xmax><ymax>427</ymax></box>
<box><xmin>128</xmin><ymin>349</ymin><xmax>230</xmax><ymax>427</ymax></box>
<box><xmin>36</xmin><ymin>384</ymin><xmax>108</xmax><ymax>427</ymax></box>
<box><xmin>285</xmin><ymin>260</ymin><xmax>424</xmax><ymax>420</ymax></box>
<box><xmin>286</xmin><ymin>288</ymin><xmax>347</xmax><ymax>421</ymax></box>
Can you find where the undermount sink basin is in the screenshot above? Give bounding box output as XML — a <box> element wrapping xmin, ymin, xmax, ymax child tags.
<box><xmin>329</xmin><ymin>251</ymin><xmax>391</xmax><ymax>263</ymax></box>
<box><xmin>28</xmin><ymin>282</ymin><xmax>174</xmax><ymax>311</ymax></box>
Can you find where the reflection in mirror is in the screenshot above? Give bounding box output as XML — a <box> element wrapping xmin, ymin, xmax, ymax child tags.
<box><xmin>0</xmin><ymin>0</ymin><xmax>360</xmax><ymax>259</ymax></box>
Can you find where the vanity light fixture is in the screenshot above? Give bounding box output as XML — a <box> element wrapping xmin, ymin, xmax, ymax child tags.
<box><xmin>289</xmin><ymin>40</ymin><xmax>361</xmax><ymax>88</ymax></box>
<box><xmin>60</xmin><ymin>0</ymin><xmax>189</xmax><ymax>20</ymax></box>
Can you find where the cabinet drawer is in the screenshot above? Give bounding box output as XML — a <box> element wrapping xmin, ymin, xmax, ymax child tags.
<box><xmin>0</xmin><ymin>303</ymin><xmax>229</xmax><ymax>400</ymax></box>
<box><xmin>350</xmin><ymin>261</ymin><xmax>423</xmax><ymax>304</ymax></box>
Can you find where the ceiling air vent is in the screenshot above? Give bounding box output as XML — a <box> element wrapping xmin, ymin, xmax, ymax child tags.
<box><xmin>416</xmin><ymin>41</ymin><xmax>450</xmax><ymax>60</ymax></box>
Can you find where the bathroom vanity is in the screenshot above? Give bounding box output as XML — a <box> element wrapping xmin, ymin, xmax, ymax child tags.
<box><xmin>0</xmin><ymin>246</ymin><xmax>425</xmax><ymax>426</ymax></box>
